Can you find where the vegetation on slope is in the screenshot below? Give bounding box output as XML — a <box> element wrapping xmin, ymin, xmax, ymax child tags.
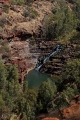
<box><xmin>42</xmin><ymin>0</ymin><xmax>79</xmax><ymax>40</ymax></box>
<box><xmin>0</xmin><ymin>0</ymin><xmax>80</xmax><ymax>120</ymax></box>
<box><xmin>0</xmin><ymin>58</ymin><xmax>80</xmax><ymax>119</ymax></box>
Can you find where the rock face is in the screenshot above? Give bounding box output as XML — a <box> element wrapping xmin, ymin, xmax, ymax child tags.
<box><xmin>62</xmin><ymin>102</ymin><xmax>80</xmax><ymax>120</ymax></box>
<box><xmin>0</xmin><ymin>1</ymin><xmax>53</xmax><ymax>81</ymax></box>
<box><xmin>5</xmin><ymin>40</ymin><xmax>39</xmax><ymax>82</ymax></box>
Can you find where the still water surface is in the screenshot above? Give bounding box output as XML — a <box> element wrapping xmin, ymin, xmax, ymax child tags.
<box><xmin>25</xmin><ymin>69</ymin><xmax>55</xmax><ymax>89</ymax></box>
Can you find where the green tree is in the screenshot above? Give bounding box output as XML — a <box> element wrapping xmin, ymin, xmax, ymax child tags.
<box><xmin>22</xmin><ymin>112</ymin><xmax>27</xmax><ymax>120</ymax></box>
<box><xmin>11</xmin><ymin>0</ymin><xmax>25</xmax><ymax>5</ymax></box>
<box><xmin>0</xmin><ymin>61</ymin><xmax>7</xmax><ymax>90</ymax></box>
<box><xmin>37</xmin><ymin>79</ymin><xmax>57</xmax><ymax>113</ymax></box>
<box><xmin>22</xmin><ymin>89</ymin><xmax>37</xmax><ymax>120</ymax></box>
<box><xmin>25</xmin><ymin>102</ymin><xmax>35</xmax><ymax>120</ymax></box>
<box><xmin>0</xmin><ymin>95</ymin><xmax>5</xmax><ymax>119</ymax></box>
<box><xmin>23</xmin><ymin>80</ymin><xmax>28</xmax><ymax>94</ymax></box>
<box><xmin>7</xmin><ymin>65</ymin><xmax>20</xmax><ymax>96</ymax></box>
<box><xmin>57</xmin><ymin>83</ymin><xmax>78</xmax><ymax>108</ymax></box>
<box><xmin>17</xmin><ymin>96</ymin><xmax>26</xmax><ymax>114</ymax></box>
<box><xmin>62</xmin><ymin>59</ymin><xmax>80</xmax><ymax>84</ymax></box>
<box><xmin>43</xmin><ymin>6</ymin><xmax>78</xmax><ymax>40</ymax></box>
<box><xmin>7</xmin><ymin>65</ymin><xmax>18</xmax><ymax>82</ymax></box>
<box><xmin>73</xmin><ymin>1</ymin><xmax>80</xmax><ymax>20</ymax></box>
<box><xmin>17</xmin><ymin>93</ymin><xmax>35</xmax><ymax>120</ymax></box>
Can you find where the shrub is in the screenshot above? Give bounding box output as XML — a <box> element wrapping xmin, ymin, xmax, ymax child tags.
<box><xmin>25</xmin><ymin>0</ymin><xmax>34</xmax><ymax>5</ymax></box>
<box><xmin>3</xmin><ymin>4</ymin><xmax>9</xmax><ymax>13</ymax></box>
<box><xmin>66</xmin><ymin>0</ymin><xmax>80</xmax><ymax>20</ymax></box>
<box><xmin>66</xmin><ymin>0</ymin><xmax>75</xmax><ymax>4</ymax></box>
<box><xmin>0</xmin><ymin>45</ymin><xmax>10</xmax><ymax>54</ymax></box>
<box><xmin>0</xmin><ymin>27</ymin><xmax>3</xmax><ymax>33</ymax></box>
<box><xmin>0</xmin><ymin>16</ymin><xmax>7</xmax><ymax>27</ymax></box>
<box><xmin>70</xmin><ymin>31</ymin><xmax>80</xmax><ymax>44</ymax></box>
<box><xmin>73</xmin><ymin>2</ymin><xmax>80</xmax><ymax>20</ymax></box>
<box><xmin>57</xmin><ymin>83</ymin><xmax>79</xmax><ymax>107</ymax></box>
<box><xmin>11</xmin><ymin>0</ymin><xmax>25</xmax><ymax>5</ymax></box>
<box><xmin>23</xmin><ymin>7</ymin><xmax>38</xmax><ymax>19</ymax></box>
<box><xmin>62</xmin><ymin>59</ymin><xmax>80</xmax><ymax>84</ymax></box>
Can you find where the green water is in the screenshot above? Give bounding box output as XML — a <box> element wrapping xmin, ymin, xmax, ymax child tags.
<box><xmin>25</xmin><ymin>69</ymin><xmax>55</xmax><ymax>89</ymax></box>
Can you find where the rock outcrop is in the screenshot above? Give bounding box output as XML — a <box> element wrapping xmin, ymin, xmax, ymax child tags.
<box><xmin>61</xmin><ymin>96</ymin><xmax>80</xmax><ymax>120</ymax></box>
<box><xmin>34</xmin><ymin>95</ymin><xmax>80</xmax><ymax>120</ymax></box>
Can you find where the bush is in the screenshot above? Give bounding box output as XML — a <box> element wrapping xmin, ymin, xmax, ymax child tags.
<box><xmin>23</xmin><ymin>7</ymin><xmax>38</xmax><ymax>19</ymax></box>
<box><xmin>62</xmin><ymin>59</ymin><xmax>80</xmax><ymax>84</ymax></box>
<box><xmin>26</xmin><ymin>0</ymin><xmax>34</xmax><ymax>5</ymax></box>
<box><xmin>57</xmin><ymin>83</ymin><xmax>79</xmax><ymax>107</ymax></box>
<box><xmin>0</xmin><ymin>16</ymin><xmax>7</xmax><ymax>27</ymax></box>
<box><xmin>70</xmin><ymin>31</ymin><xmax>80</xmax><ymax>44</ymax></box>
<box><xmin>66</xmin><ymin>0</ymin><xmax>76</xmax><ymax>4</ymax></box>
<box><xmin>11</xmin><ymin>0</ymin><xmax>25</xmax><ymax>5</ymax></box>
<box><xmin>73</xmin><ymin>2</ymin><xmax>80</xmax><ymax>20</ymax></box>
<box><xmin>0</xmin><ymin>27</ymin><xmax>3</xmax><ymax>33</ymax></box>
<box><xmin>66</xmin><ymin>0</ymin><xmax>80</xmax><ymax>20</ymax></box>
<box><xmin>0</xmin><ymin>45</ymin><xmax>10</xmax><ymax>55</ymax></box>
<box><xmin>3</xmin><ymin>4</ymin><xmax>9</xmax><ymax>13</ymax></box>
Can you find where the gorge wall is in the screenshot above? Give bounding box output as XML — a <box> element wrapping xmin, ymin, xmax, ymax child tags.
<box><xmin>0</xmin><ymin>0</ymin><xmax>80</xmax><ymax>82</ymax></box>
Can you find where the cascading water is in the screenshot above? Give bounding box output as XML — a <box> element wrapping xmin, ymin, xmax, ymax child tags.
<box><xmin>25</xmin><ymin>44</ymin><xmax>62</xmax><ymax>89</ymax></box>
<box><xmin>35</xmin><ymin>44</ymin><xmax>62</xmax><ymax>71</ymax></box>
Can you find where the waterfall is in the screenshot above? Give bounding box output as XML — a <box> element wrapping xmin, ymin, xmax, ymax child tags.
<box><xmin>35</xmin><ymin>44</ymin><xmax>62</xmax><ymax>71</ymax></box>
<box><xmin>35</xmin><ymin>64</ymin><xmax>43</xmax><ymax>71</ymax></box>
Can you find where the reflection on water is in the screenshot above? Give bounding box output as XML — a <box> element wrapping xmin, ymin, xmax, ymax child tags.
<box><xmin>25</xmin><ymin>69</ymin><xmax>55</xmax><ymax>89</ymax></box>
